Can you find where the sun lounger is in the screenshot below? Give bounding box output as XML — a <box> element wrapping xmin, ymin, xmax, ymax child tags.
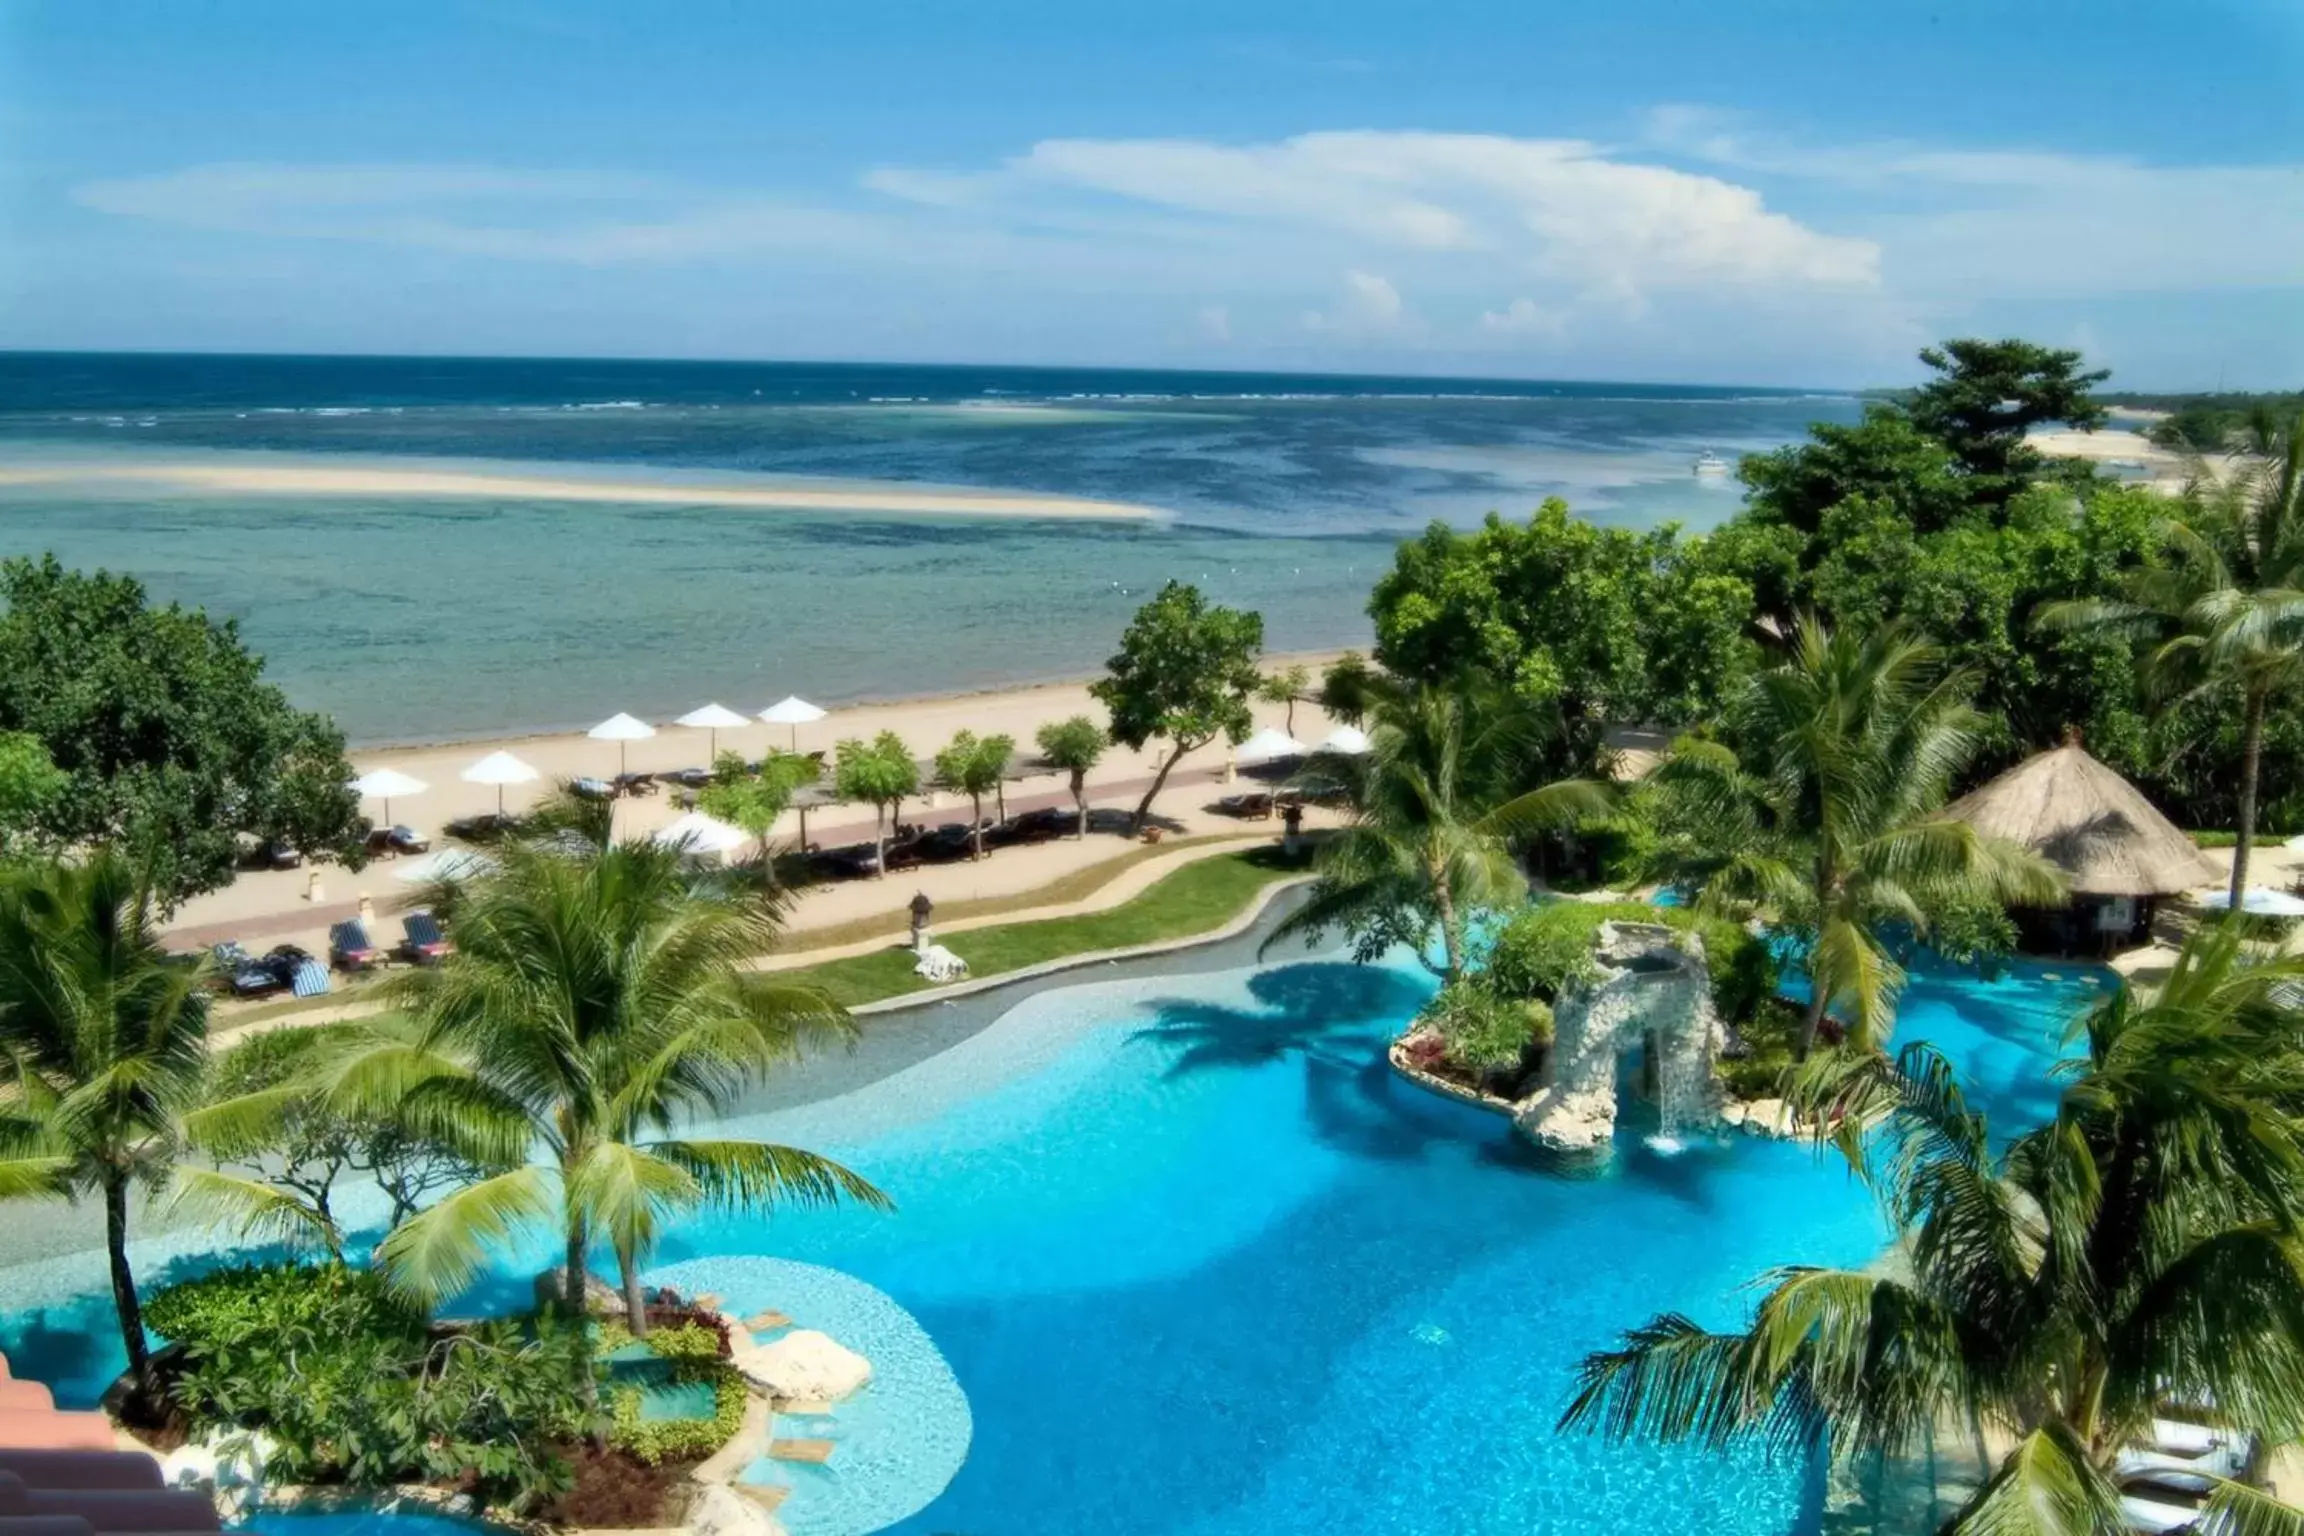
<box><xmin>0</xmin><ymin>1410</ymin><xmax>114</xmax><ymax>1451</ymax></box>
<box><xmin>400</xmin><ymin>911</ymin><xmax>451</xmax><ymax>965</ymax></box>
<box><xmin>2119</xmin><ymin>1490</ymin><xmax>2214</xmax><ymax>1534</ymax></box>
<box><xmin>0</xmin><ymin>1454</ymin><xmax>160</xmax><ymax>1493</ymax></box>
<box><xmin>328</xmin><ymin>919</ymin><xmax>381</xmax><ymax>972</ymax></box>
<box><xmin>2150</xmin><ymin>1419</ymin><xmax>2234</xmax><ymax>1459</ymax></box>
<box><xmin>0</xmin><ymin>1475</ymin><xmax>218</xmax><ymax>1533</ymax></box>
<box><xmin>572</xmin><ymin>777</ymin><xmax>616</xmax><ymax>801</ymax></box>
<box><xmin>2120</xmin><ymin>1440</ymin><xmax>2248</xmax><ymax>1483</ymax></box>
<box><xmin>613</xmin><ymin>772</ymin><xmax>658</xmax><ymax>797</ymax></box>
<box><xmin>287</xmin><ymin>956</ymin><xmax>329</xmax><ymax>998</ymax></box>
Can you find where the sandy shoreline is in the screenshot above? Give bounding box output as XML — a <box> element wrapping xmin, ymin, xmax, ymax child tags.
<box><xmin>0</xmin><ymin>458</ymin><xmax>1165</xmax><ymax>522</ymax></box>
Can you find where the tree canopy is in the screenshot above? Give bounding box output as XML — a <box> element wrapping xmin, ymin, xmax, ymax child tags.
<box><xmin>0</xmin><ymin>556</ymin><xmax>363</xmax><ymax>904</ymax></box>
<box><xmin>1089</xmin><ymin>581</ymin><xmax>1263</xmax><ymax>827</ymax></box>
<box><xmin>1035</xmin><ymin>715</ymin><xmax>1105</xmax><ymax>837</ymax></box>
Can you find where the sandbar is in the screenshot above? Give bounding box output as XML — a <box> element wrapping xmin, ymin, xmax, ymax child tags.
<box><xmin>0</xmin><ymin>459</ymin><xmax>1164</xmax><ymax>522</ymax></box>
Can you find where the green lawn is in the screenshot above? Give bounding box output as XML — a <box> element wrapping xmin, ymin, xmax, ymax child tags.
<box><xmin>782</xmin><ymin>845</ymin><xmax>1309</xmax><ymax>1008</ymax></box>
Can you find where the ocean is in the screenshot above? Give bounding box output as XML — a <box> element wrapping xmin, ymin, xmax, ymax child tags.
<box><xmin>0</xmin><ymin>354</ymin><xmax>1860</xmax><ymax>744</ymax></box>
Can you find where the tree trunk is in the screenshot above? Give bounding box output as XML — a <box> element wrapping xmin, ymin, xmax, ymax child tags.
<box><xmin>996</xmin><ymin>781</ymin><xmax>1008</xmax><ymax>822</ymax></box>
<box><xmin>1796</xmin><ymin>985</ymin><xmax>1828</xmax><ymax>1063</ymax></box>
<box><xmin>1284</xmin><ymin>697</ymin><xmax>1296</xmax><ymax>735</ymax></box>
<box><xmin>1071</xmin><ymin>770</ymin><xmax>1090</xmax><ymax>837</ymax></box>
<box><xmin>873</xmin><ymin>804</ymin><xmax>889</xmax><ymax>879</ymax></box>
<box><xmin>2232</xmin><ymin>690</ymin><xmax>2266</xmax><ymax>906</ymax></box>
<box><xmin>1131</xmin><ymin>740</ymin><xmax>1193</xmax><ymax>830</ymax></box>
<box><xmin>970</xmin><ymin>792</ymin><xmax>985</xmax><ymax>860</ymax></box>
<box><xmin>1429</xmin><ymin>862</ymin><xmax>1464</xmax><ymax>983</ymax></box>
<box><xmin>618</xmin><ymin>1243</ymin><xmax>650</xmax><ymax>1339</ymax></box>
<box><xmin>564</xmin><ymin>1217</ymin><xmax>589</xmax><ymax>1311</ymax></box>
<box><xmin>103</xmin><ymin>1174</ymin><xmax>152</xmax><ymax>1395</ymax></box>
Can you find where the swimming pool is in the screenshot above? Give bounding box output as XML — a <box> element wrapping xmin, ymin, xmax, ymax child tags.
<box><xmin>0</xmin><ymin>924</ymin><xmax>2097</xmax><ymax>1535</ymax></box>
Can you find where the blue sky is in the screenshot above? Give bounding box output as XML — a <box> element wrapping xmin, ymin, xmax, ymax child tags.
<box><xmin>2</xmin><ymin>0</ymin><xmax>2298</xmax><ymax>387</ymax></box>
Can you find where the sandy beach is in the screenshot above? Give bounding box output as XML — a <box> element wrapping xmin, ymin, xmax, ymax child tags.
<box><xmin>163</xmin><ymin>652</ymin><xmax>1355</xmax><ymax>961</ymax></box>
<box><xmin>0</xmin><ymin>457</ymin><xmax>1165</xmax><ymax>521</ymax></box>
<box><xmin>2031</xmin><ymin>426</ymin><xmax>2191</xmax><ymax>490</ymax></box>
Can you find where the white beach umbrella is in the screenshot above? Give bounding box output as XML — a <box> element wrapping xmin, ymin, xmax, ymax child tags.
<box><xmin>677</xmin><ymin>702</ymin><xmax>750</xmax><ymax>761</ymax></box>
<box><xmin>1317</xmin><ymin>725</ymin><xmax>1372</xmax><ymax>756</ymax></box>
<box><xmin>350</xmin><ymin>767</ymin><xmax>428</xmax><ymax>827</ymax></box>
<box><xmin>588</xmin><ymin>711</ymin><xmax>657</xmax><ymax>776</ymax></box>
<box><xmin>2197</xmin><ymin>886</ymin><xmax>2304</xmax><ymax>918</ymax></box>
<box><xmin>1236</xmin><ymin>726</ymin><xmax>1311</xmax><ymax>765</ymax></box>
<box><xmin>392</xmin><ymin>848</ymin><xmax>495</xmax><ymax>885</ymax></box>
<box><xmin>652</xmin><ymin>810</ymin><xmax>751</xmax><ymax>858</ymax></box>
<box><xmin>460</xmin><ymin>749</ymin><xmax>541</xmax><ymax>815</ymax></box>
<box><xmin>759</xmin><ymin>695</ymin><xmax>828</xmax><ymax>751</ymax></box>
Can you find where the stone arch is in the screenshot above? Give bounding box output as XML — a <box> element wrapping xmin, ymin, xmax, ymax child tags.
<box><xmin>1512</xmin><ymin>920</ymin><xmax>1727</xmax><ymax>1154</ymax></box>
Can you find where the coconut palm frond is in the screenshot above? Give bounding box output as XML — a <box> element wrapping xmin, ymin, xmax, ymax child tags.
<box><xmin>374</xmin><ymin>1164</ymin><xmax>557</xmax><ymax>1307</ymax></box>
<box><xmin>650</xmin><ymin>1137</ymin><xmax>892</xmax><ymax>1213</ymax></box>
<box><xmin>165</xmin><ymin>1166</ymin><xmax>339</xmax><ymax>1253</ymax></box>
<box><xmin>1942</xmin><ymin>1425</ymin><xmax>2126</xmax><ymax>1536</ymax></box>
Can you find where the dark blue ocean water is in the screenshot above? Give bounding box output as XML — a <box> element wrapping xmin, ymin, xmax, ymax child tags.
<box><xmin>0</xmin><ymin>354</ymin><xmax>1858</xmax><ymax>741</ymax></box>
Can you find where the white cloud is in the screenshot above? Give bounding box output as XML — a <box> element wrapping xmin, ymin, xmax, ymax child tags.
<box><xmin>1478</xmin><ymin>297</ymin><xmax>1567</xmax><ymax>338</ymax></box>
<box><xmin>1302</xmin><ymin>270</ymin><xmax>1410</xmax><ymax>336</ymax></box>
<box><xmin>1195</xmin><ymin>305</ymin><xmax>1232</xmax><ymax>342</ymax></box>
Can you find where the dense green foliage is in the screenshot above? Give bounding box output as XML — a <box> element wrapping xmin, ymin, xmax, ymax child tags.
<box><xmin>1370</xmin><ymin>501</ymin><xmax>1757</xmax><ymax>770</ymax></box>
<box><xmin>1564</xmin><ymin>927</ymin><xmax>2304</xmax><ymax>1532</ymax></box>
<box><xmin>0</xmin><ymin>731</ymin><xmax>65</xmax><ymax>852</ymax></box>
<box><xmin>0</xmin><ymin>556</ymin><xmax>363</xmax><ymax>905</ymax></box>
<box><xmin>1647</xmin><ymin>619</ymin><xmax>2060</xmax><ymax>1056</ymax></box>
<box><xmin>1034</xmin><ymin>715</ymin><xmax>1105</xmax><ymax>836</ymax></box>
<box><xmin>1481</xmin><ymin>900</ymin><xmax>1776</xmax><ymax>1029</ymax></box>
<box><xmin>0</xmin><ymin>852</ymin><xmax>212</xmax><ymax>1392</ymax></box>
<box><xmin>1257</xmin><ymin>663</ymin><xmax>1311</xmax><ymax>735</ymax></box>
<box><xmin>1363</xmin><ymin>341</ymin><xmax>2302</xmax><ymax>837</ymax></box>
<box><xmin>601</xmin><ymin>1323</ymin><xmax>745</xmax><ymax>1464</ymax></box>
<box><xmin>1090</xmin><ymin>580</ymin><xmax>1264</xmax><ymax>827</ymax></box>
<box><xmin>1416</xmin><ymin>980</ymin><xmax>1548</xmax><ymax>1078</ymax></box>
<box><xmin>2044</xmin><ymin>411</ymin><xmax>2304</xmax><ymax>899</ymax></box>
<box><xmin>150</xmin><ymin>1262</ymin><xmax>589</xmax><ymax>1511</ymax></box>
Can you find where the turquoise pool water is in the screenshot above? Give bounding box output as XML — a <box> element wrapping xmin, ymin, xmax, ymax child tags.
<box><xmin>236</xmin><ymin>1513</ymin><xmax>496</xmax><ymax>1536</ymax></box>
<box><xmin>0</xmin><ymin>940</ymin><xmax>2097</xmax><ymax>1535</ymax></box>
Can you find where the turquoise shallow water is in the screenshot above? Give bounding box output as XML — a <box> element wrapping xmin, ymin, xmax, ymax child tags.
<box><xmin>0</xmin><ymin>941</ymin><xmax>2095</xmax><ymax>1534</ymax></box>
<box><xmin>0</xmin><ymin>354</ymin><xmax>1857</xmax><ymax>742</ymax></box>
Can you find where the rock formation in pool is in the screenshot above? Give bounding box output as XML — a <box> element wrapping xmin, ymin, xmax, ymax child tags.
<box><xmin>1513</xmin><ymin>920</ymin><xmax>1728</xmax><ymax>1153</ymax></box>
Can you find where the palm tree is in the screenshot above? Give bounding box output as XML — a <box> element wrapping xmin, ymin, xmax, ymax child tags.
<box><xmin>1649</xmin><ymin>616</ymin><xmax>2062</xmax><ymax>1057</ymax></box>
<box><xmin>2042</xmin><ymin>413</ymin><xmax>2304</xmax><ymax>904</ymax></box>
<box><xmin>0</xmin><ymin>853</ymin><xmax>212</xmax><ymax>1397</ymax></box>
<box><xmin>1561</xmin><ymin>924</ymin><xmax>2304</xmax><ymax>1533</ymax></box>
<box><xmin>330</xmin><ymin>837</ymin><xmax>888</xmax><ymax>1333</ymax></box>
<box><xmin>1264</xmin><ymin>676</ymin><xmax>1609</xmax><ymax>983</ymax></box>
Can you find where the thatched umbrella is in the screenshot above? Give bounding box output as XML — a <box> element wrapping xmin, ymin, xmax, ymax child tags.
<box><xmin>1941</xmin><ymin>742</ymin><xmax>2217</xmax><ymax>896</ymax></box>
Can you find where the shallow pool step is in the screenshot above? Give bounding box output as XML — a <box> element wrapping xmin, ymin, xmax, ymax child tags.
<box><xmin>767</xmin><ymin>1439</ymin><xmax>835</xmax><ymax>1465</ymax></box>
<box><xmin>742</xmin><ymin>1311</ymin><xmax>792</xmax><ymax>1333</ymax></box>
<box><xmin>735</xmin><ymin>1486</ymin><xmax>789</xmax><ymax>1514</ymax></box>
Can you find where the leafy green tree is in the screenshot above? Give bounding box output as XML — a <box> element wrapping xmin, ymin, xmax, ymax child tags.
<box><xmin>1562</xmin><ymin>925</ymin><xmax>2304</xmax><ymax>1534</ymax></box>
<box><xmin>1257</xmin><ymin>664</ymin><xmax>1312</xmax><ymax>735</ymax></box>
<box><xmin>1367</xmin><ymin>502</ymin><xmax>1758</xmax><ymax>765</ymax></box>
<box><xmin>1090</xmin><ymin>581</ymin><xmax>1264</xmax><ymax>829</ymax></box>
<box><xmin>331</xmin><ymin>838</ymin><xmax>888</xmax><ymax>1333</ymax></box>
<box><xmin>187</xmin><ymin>1023</ymin><xmax>489</xmax><ymax>1256</ymax></box>
<box><xmin>933</xmin><ymin>730</ymin><xmax>1013</xmax><ymax>859</ymax></box>
<box><xmin>1266</xmin><ymin>676</ymin><xmax>1608</xmax><ymax>982</ymax></box>
<box><xmin>0</xmin><ymin>852</ymin><xmax>213</xmax><ymax>1396</ymax></box>
<box><xmin>1034</xmin><ymin>716</ymin><xmax>1105</xmax><ymax>837</ymax></box>
<box><xmin>1904</xmin><ymin>337</ymin><xmax>2110</xmax><ymax>497</ymax></box>
<box><xmin>1648</xmin><ymin>617</ymin><xmax>2062</xmax><ymax>1057</ymax></box>
<box><xmin>1317</xmin><ymin>651</ymin><xmax>1379</xmax><ymax>728</ymax></box>
<box><xmin>0</xmin><ymin>556</ymin><xmax>364</xmax><ymax>905</ymax></box>
<box><xmin>0</xmin><ymin>731</ymin><xmax>66</xmax><ymax>853</ymax></box>
<box><xmin>699</xmin><ymin>751</ymin><xmax>818</xmax><ymax>850</ymax></box>
<box><xmin>832</xmin><ymin>731</ymin><xmax>921</xmax><ymax>879</ymax></box>
<box><xmin>2042</xmin><ymin>417</ymin><xmax>2304</xmax><ymax>901</ymax></box>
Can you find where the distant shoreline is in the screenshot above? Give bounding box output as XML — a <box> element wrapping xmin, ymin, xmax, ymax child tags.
<box><xmin>0</xmin><ymin>457</ymin><xmax>1164</xmax><ymax>522</ymax></box>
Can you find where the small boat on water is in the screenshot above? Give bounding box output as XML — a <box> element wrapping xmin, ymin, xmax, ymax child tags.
<box><xmin>1693</xmin><ymin>451</ymin><xmax>1730</xmax><ymax>477</ymax></box>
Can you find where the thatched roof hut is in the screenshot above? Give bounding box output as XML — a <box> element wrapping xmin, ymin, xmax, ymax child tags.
<box><xmin>1941</xmin><ymin>743</ymin><xmax>2217</xmax><ymax>897</ymax></box>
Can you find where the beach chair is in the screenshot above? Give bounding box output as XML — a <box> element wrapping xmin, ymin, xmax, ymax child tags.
<box><xmin>400</xmin><ymin>911</ymin><xmax>452</xmax><ymax>965</ymax></box>
<box><xmin>572</xmin><ymin>776</ymin><xmax>615</xmax><ymax>801</ymax></box>
<box><xmin>328</xmin><ymin>919</ymin><xmax>381</xmax><ymax>972</ymax></box>
<box><xmin>287</xmin><ymin>955</ymin><xmax>330</xmax><ymax>999</ymax></box>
